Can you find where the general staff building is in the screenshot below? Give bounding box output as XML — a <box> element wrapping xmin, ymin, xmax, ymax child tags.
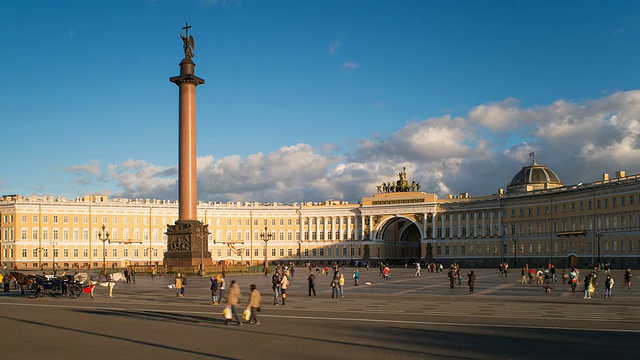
<box><xmin>1</xmin><ymin>161</ymin><xmax>639</xmax><ymax>270</ymax></box>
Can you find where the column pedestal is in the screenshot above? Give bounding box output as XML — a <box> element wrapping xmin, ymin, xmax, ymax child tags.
<box><xmin>164</xmin><ymin>220</ymin><xmax>213</xmax><ymax>268</ymax></box>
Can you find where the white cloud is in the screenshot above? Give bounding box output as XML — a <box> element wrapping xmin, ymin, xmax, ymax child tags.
<box><xmin>64</xmin><ymin>90</ymin><xmax>640</xmax><ymax>203</ymax></box>
<box><xmin>329</xmin><ymin>40</ymin><xmax>340</xmax><ymax>55</ymax></box>
<box><xmin>62</xmin><ymin>160</ymin><xmax>102</xmax><ymax>176</ymax></box>
<box><xmin>468</xmin><ymin>98</ymin><xmax>525</xmax><ymax>131</ymax></box>
<box><xmin>341</xmin><ymin>62</ymin><xmax>359</xmax><ymax>71</ymax></box>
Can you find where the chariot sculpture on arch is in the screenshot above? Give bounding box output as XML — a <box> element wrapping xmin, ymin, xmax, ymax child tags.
<box><xmin>377</xmin><ymin>167</ymin><xmax>420</xmax><ymax>193</ymax></box>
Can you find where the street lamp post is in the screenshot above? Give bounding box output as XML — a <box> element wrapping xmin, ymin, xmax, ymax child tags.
<box><xmin>512</xmin><ymin>237</ymin><xmax>518</xmax><ymax>268</ymax></box>
<box><xmin>98</xmin><ymin>225</ymin><xmax>110</xmax><ymax>275</ymax></box>
<box><xmin>596</xmin><ymin>233</ymin><xmax>602</xmax><ymax>268</ymax></box>
<box><xmin>199</xmin><ymin>234</ymin><xmax>205</xmax><ymax>276</ymax></box>
<box><xmin>260</xmin><ymin>226</ymin><xmax>272</xmax><ymax>275</ymax></box>
<box><xmin>52</xmin><ymin>240</ymin><xmax>58</xmax><ymax>275</ymax></box>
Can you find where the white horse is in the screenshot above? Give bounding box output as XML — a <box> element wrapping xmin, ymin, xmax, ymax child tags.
<box><xmin>89</xmin><ymin>272</ymin><xmax>125</xmax><ymax>298</ymax></box>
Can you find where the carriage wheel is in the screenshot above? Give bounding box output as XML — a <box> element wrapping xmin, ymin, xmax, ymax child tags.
<box><xmin>39</xmin><ymin>285</ymin><xmax>47</xmax><ymax>297</ymax></box>
<box><xmin>26</xmin><ymin>283</ymin><xmax>43</xmax><ymax>299</ymax></box>
<box><xmin>52</xmin><ymin>284</ymin><xmax>63</xmax><ymax>296</ymax></box>
<box><xmin>68</xmin><ymin>284</ymin><xmax>82</xmax><ymax>299</ymax></box>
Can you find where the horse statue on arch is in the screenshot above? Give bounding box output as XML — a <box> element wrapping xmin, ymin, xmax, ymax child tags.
<box><xmin>89</xmin><ymin>272</ymin><xmax>125</xmax><ymax>298</ymax></box>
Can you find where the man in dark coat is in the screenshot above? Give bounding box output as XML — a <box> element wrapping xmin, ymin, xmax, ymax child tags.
<box><xmin>308</xmin><ymin>273</ymin><xmax>316</xmax><ymax>296</ymax></box>
<box><xmin>467</xmin><ymin>271</ymin><xmax>476</xmax><ymax>292</ymax></box>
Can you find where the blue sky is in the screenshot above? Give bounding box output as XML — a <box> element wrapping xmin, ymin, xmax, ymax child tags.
<box><xmin>2</xmin><ymin>1</ymin><xmax>640</xmax><ymax>203</ymax></box>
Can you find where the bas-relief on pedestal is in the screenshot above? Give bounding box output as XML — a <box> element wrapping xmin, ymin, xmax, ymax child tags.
<box><xmin>164</xmin><ymin>220</ymin><xmax>212</xmax><ymax>267</ymax></box>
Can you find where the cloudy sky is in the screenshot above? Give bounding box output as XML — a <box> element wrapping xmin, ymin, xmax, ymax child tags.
<box><xmin>2</xmin><ymin>1</ymin><xmax>640</xmax><ymax>204</ymax></box>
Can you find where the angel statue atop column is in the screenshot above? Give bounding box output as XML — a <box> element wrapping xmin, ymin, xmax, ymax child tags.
<box><xmin>181</xmin><ymin>30</ymin><xmax>195</xmax><ymax>59</ymax></box>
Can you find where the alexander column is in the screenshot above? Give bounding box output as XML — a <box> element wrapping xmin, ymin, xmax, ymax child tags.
<box><xmin>164</xmin><ymin>23</ymin><xmax>212</xmax><ymax>271</ymax></box>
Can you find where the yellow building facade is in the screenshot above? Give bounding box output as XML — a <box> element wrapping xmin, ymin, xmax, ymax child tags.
<box><xmin>1</xmin><ymin>162</ymin><xmax>639</xmax><ymax>270</ymax></box>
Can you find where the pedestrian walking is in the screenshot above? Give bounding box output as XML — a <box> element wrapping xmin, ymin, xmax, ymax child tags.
<box><xmin>448</xmin><ymin>268</ymin><xmax>456</xmax><ymax>289</ymax></box>
<box><xmin>604</xmin><ymin>275</ymin><xmax>615</xmax><ymax>298</ymax></box>
<box><xmin>280</xmin><ymin>272</ymin><xmax>289</xmax><ymax>305</ymax></box>
<box><xmin>569</xmin><ymin>268</ymin><xmax>578</xmax><ymax>293</ymax></box>
<box><xmin>210</xmin><ymin>275</ymin><xmax>220</xmax><ymax>305</ymax></box>
<box><xmin>174</xmin><ymin>272</ymin><xmax>184</xmax><ymax>297</ymax></box>
<box><xmin>331</xmin><ymin>274</ymin><xmax>340</xmax><ymax>299</ymax></box>
<box><xmin>624</xmin><ymin>269</ymin><xmax>632</xmax><ymax>290</ymax></box>
<box><xmin>383</xmin><ymin>265</ymin><xmax>390</xmax><ymax>280</ymax></box>
<box><xmin>338</xmin><ymin>273</ymin><xmax>345</xmax><ymax>298</ymax></box>
<box><xmin>415</xmin><ymin>263</ymin><xmax>421</xmax><ymax>277</ymax></box>
<box><xmin>353</xmin><ymin>269</ymin><xmax>359</xmax><ymax>286</ymax></box>
<box><xmin>225</xmin><ymin>280</ymin><xmax>242</xmax><ymax>326</ymax></box>
<box><xmin>583</xmin><ymin>274</ymin><xmax>592</xmax><ymax>299</ymax></box>
<box><xmin>219</xmin><ymin>274</ymin><xmax>226</xmax><ymax>302</ymax></box>
<box><xmin>467</xmin><ymin>270</ymin><xmax>476</xmax><ymax>292</ymax></box>
<box><xmin>272</xmin><ymin>271</ymin><xmax>281</xmax><ymax>305</ymax></box>
<box><xmin>308</xmin><ymin>272</ymin><xmax>316</xmax><ymax>296</ymax></box>
<box><xmin>247</xmin><ymin>284</ymin><xmax>261</xmax><ymax>325</ymax></box>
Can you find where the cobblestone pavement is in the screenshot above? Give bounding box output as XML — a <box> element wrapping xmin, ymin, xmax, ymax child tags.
<box><xmin>1</xmin><ymin>267</ymin><xmax>638</xmax><ymax>359</ymax></box>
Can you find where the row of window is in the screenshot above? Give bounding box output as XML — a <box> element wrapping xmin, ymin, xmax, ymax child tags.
<box><xmin>12</xmin><ymin>215</ymin><xmax>157</xmax><ymax>226</ymax></box>
<box><xmin>8</xmin><ymin>215</ymin><xmax>358</xmax><ymax>227</ymax></box>
<box><xmin>213</xmin><ymin>246</ymin><xmax>359</xmax><ymax>258</ymax></box>
<box><xmin>4</xmin><ymin>245</ymin><xmax>362</xmax><ymax>260</ymax></box>
<box><xmin>507</xmin><ymin>195</ymin><xmax>639</xmax><ymax>218</ymax></box>
<box><xmin>14</xmin><ymin>228</ymin><xmax>159</xmax><ymax>242</ymax></box>
<box><xmin>5</xmin><ymin>248</ymin><xmax>160</xmax><ymax>259</ymax></box>
<box><xmin>436</xmin><ymin>238</ymin><xmax>639</xmax><ymax>256</ymax></box>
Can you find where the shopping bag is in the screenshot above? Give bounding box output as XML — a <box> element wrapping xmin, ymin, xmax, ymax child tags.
<box><xmin>243</xmin><ymin>308</ymin><xmax>251</xmax><ymax>321</ymax></box>
<box><xmin>223</xmin><ymin>306</ymin><xmax>232</xmax><ymax>319</ymax></box>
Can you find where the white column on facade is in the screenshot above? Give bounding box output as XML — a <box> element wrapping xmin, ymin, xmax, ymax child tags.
<box><xmin>422</xmin><ymin>213</ymin><xmax>427</xmax><ymax>240</ymax></box>
<box><xmin>368</xmin><ymin>215</ymin><xmax>373</xmax><ymax>240</ymax></box>
<box><xmin>308</xmin><ymin>217</ymin><xmax>312</xmax><ymax>242</ymax></box>
<box><xmin>440</xmin><ymin>214</ymin><xmax>445</xmax><ymax>239</ymax></box>
<box><xmin>360</xmin><ymin>215</ymin><xmax>365</xmax><ymax>240</ymax></box>
<box><xmin>431</xmin><ymin>212</ymin><xmax>436</xmax><ymax>239</ymax></box>
<box><xmin>497</xmin><ymin>210</ymin><xmax>502</xmax><ymax>236</ymax></box>
<box><xmin>465</xmin><ymin>212</ymin><xmax>470</xmax><ymax>238</ymax></box>
<box><xmin>481</xmin><ymin>211</ymin><xmax>486</xmax><ymax>237</ymax></box>
<box><xmin>457</xmin><ymin>212</ymin><xmax>462</xmax><ymax>238</ymax></box>
<box><xmin>347</xmin><ymin>216</ymin><xmax>352</xmax><ymax>240</ymax></box>
<box><xmin>474</xmin><ymin>212</ymin><xmax>478</xmax><ymax>237</ymax></box>
<box><xmin>338</xmin><ymin>216</ymin><xmax>343</xmax><ymax>241</ymax></box>
<box><xmin>331</xmin><ymin>216</ymin><xmax>335</xmax><ymax>241</ymax></box>
<box><xmin>490</xmin><ymin>211</ymin><xmax>495</xmax><ymax>237</ymax></box>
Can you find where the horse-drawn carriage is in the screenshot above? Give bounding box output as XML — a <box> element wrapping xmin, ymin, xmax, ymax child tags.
<box><xmin>22</xmin><ymin>273</ymin><xmax>91</xmax><ymax>299</ymax></box>
<box><xmin>9</xmin><ymin>271</ymin><xmax>123</xmax><ymax>299</ymax></box>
